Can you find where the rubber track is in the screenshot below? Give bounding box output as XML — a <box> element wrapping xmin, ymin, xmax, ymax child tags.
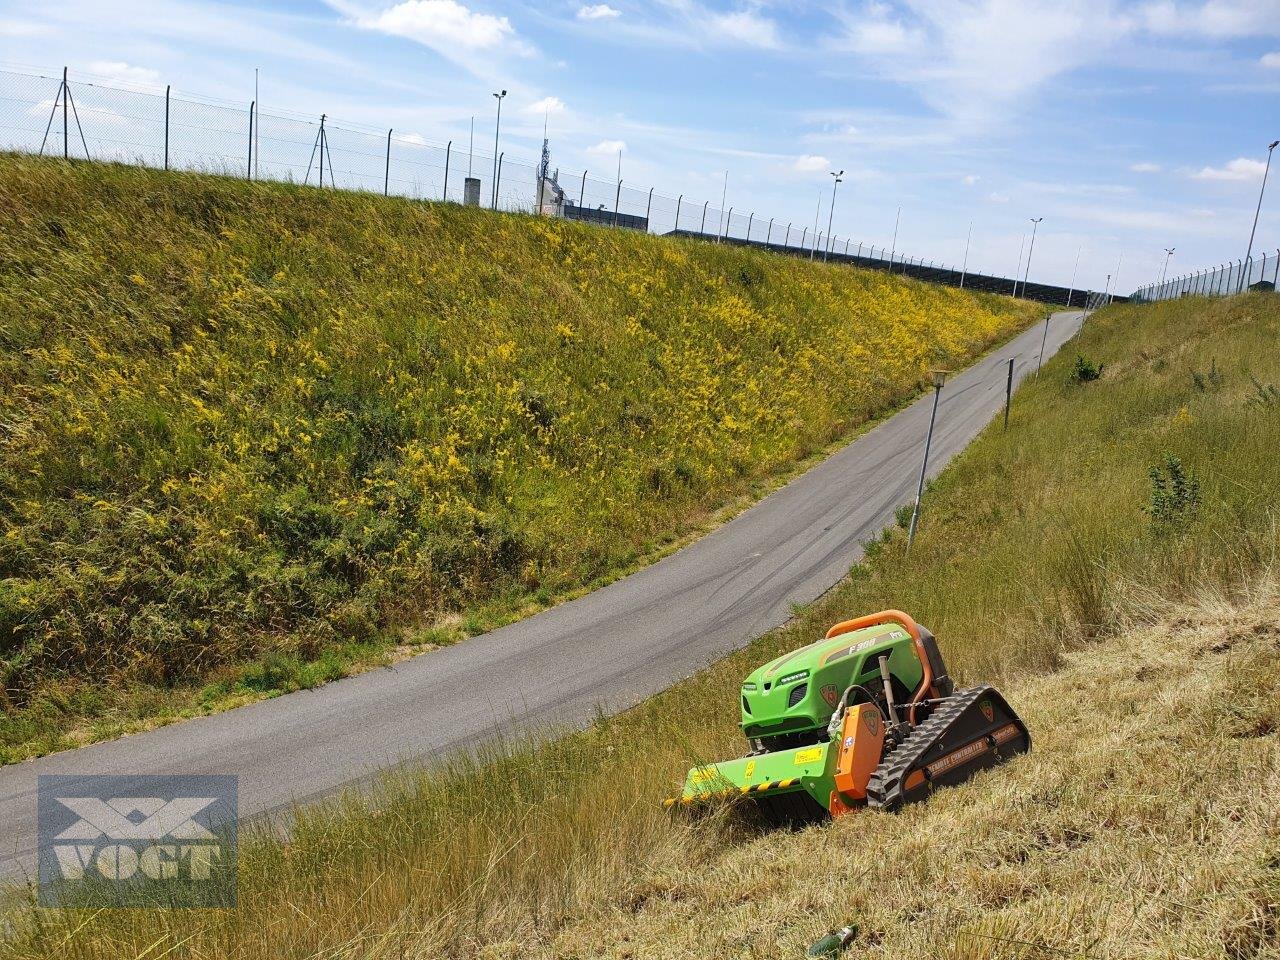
<box><xmin>865</xmin><ymin>686</ymin><xmax>988</xmax><ymax>810</ymax></box>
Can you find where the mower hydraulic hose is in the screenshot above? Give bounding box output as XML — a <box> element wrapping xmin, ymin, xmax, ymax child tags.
<box><xmin>878</xmin><ymin>655</ymin><xmax>900</xmax><ymax>726</ymax></box>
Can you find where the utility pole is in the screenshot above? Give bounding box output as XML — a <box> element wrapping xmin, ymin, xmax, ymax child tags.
<box><xmin>907</xmin><ymin>371</ymin><xmax>946</xmax><ymax>554</ymax></box>
<box><xmin>824</xmin><ymin>169</ymin><xmax>843</xmax><ymax>262</ymax></box>
<box><xmin>491</xmin><ymin>89</ymin><xmax>506</xmax><ymax>210</ymax></box>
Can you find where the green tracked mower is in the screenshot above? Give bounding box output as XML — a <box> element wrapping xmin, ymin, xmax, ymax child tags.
<box><xmin>665</xmin><ymin>610</ymin><xmax>1030</xmax><ymax>825</ymax></box>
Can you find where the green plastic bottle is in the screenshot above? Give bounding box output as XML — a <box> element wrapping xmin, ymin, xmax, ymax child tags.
<box><xmin>806</xmin><ymin>924</ymin><xmax>857</xmax><ymax>958</ymax></box>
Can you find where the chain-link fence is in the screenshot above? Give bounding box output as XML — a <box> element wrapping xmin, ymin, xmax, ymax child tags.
<box><xmin>2</xmin><ymin>65</ymin><xmax>1098</xmax><ymax>306</ymax></box>
<box><xmin>1132</xmin><ymin>250</ymin><xmax>1280</xmax><ymax>303</ymax></box>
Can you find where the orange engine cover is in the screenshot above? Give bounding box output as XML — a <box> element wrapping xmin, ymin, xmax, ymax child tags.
<box><xmin>833</xmin><ymin>703</ymin><xmax>886</xmax><ymax>805</ymax></box>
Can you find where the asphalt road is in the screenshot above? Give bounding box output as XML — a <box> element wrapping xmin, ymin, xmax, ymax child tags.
<box><xmin>0</xmin><ymin>311</ymin><xmax>1084</xmax><ymax>880</ymax></box>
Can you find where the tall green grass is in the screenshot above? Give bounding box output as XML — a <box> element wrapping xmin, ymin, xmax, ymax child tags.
<box><xmin>3</xmin><ymin>295</ymin><xmax>1275</xmax><ymax>959</ymax></box>
<box><xmin>0</xmin><ymin>155</ymin><xmax>1035</xmax><ymax>760</ymax></box>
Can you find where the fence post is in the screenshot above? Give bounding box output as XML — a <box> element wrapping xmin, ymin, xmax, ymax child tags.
<box><xmin>644</xmin><ymin>187</ymin><xmax>653</xmax><ymax>231</ymax></box>
<box><xmin>700</xmin><ymin>201</ymin><xmax>708</xmax><ymax>235</ymax></box>
<box><xmin>766</xmin><ymin>218</ymin><xmax>773</xmax><ymax>246</ymax></box>
<box><xmin>746</xmin><ymin>211</ymin><xmax>753</xmax><ymax>242</ymax></box>
<box><xmin>164</xmin><ymin>84</ymin><xmax>170</xmax><ymax>171</ymax></box>
<box><xmin>674</xmin><ymin>194</ymin><xmax>682</xmax><ymax>231</ymax></box>
<box><xmin>723</xmin><ymin>207</ymin><xmax>732</xmax><ymax>243</ymax></box>
<box><xmin>579</xmin><ymin>169</ymin><xmax>587</xmax><ymax>207</ymax></box>
<box><xmin>62</xmin><ymin>66</ymin><xmax>68</xmax><ymax>160</ymax></box>
<box><xmin>247</xmin><ymin>101</ymin><xmax>255</xmax><ymax>179</ymax></box>
<box><xmin>443</xmin><ymin>140</ymin><xmax>451</xmax><ymax>201</ymax></box>
<box><xmin>801</xmin><ymin>226</ymin><xmax>807</xmax><ymax>250</ymax></box>
<box><xmin>613</xmin><ymin>177</ymin><xmax>621</xmax><ymax>226</ymax></box>
<box><xmin>785</xmin><ymin>223</ymin><xmax>791</xmax><ymax>247</ymax></box>
<box><xmin>1275</xmin><ymin>248</ymin><xmax>1279</xmax><ymax>287</ymax></box>
<box><xmin>384</xmin><ymin>128</ymin><xmax>392</xmax><ymax>196</ymax></box>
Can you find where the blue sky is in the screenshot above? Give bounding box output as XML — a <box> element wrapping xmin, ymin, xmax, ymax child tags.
<box><xmin>2</xmin><ymin>0</ymin><xmax>1279</xmax><ymax>292</ymax></box>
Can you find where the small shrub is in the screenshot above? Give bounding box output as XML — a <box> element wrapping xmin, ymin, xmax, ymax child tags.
<box><xmin>1246</xmin><ymin>375</ymin><xmax>1280</xmax><ymax>409</ymax></box>
<box><xmin>1146</xmin><ymin>455</ymin><xmax>1201</xmax><ymax>532</ymax></box>
<box><xmin>1190</xmin><ymin>358</ymin><xmax>1223</xmax><ymax>392</ymax></box>
<box><xmin>894</xmin><ymin>503</ymin><xmax>915</xmax><ymax>530</ymax></box>
<box><xmin>1070</xmin><ymin>354</ymin><xmax>1104</xmax><ymax>383</ymax></box>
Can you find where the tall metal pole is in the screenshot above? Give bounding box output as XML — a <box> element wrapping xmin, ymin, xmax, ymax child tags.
<box><xmin>1013</xmin><ymin>232</ymin><xmax>1026</xmax><ymax>297</ymax></box>
<box><xmin>468</xmin><ymin>116</ymin><xmax>474</xmax><ymax>178</ymax></box>
<box><xmin>253</xmin><ymin>67</ymin><xmax>260</xmax><ymax>180</ymax></box>
<box><xmin>1037</xmin><ymin>313</ymin><xmax>1050</xmax><ymax>372</ymax></box>
<box><xmin>959</xmin><ymin>221</ymin><xmax>972</xmax><ymax>289</ymax></box>
<box><xmin>164</xmin><ymin>84</ymin><xmax>170</xmax><ymax>171</ymax></box>
<box><xmin>1160</xmin><ymin>247</ymin><xmax>1174</xmax><ymax>287</ymax></box>
<box><xmin>1065</xmin><ymin>245</ymin><xmax>1082</xmax><ymax>308</ymax></box>
<box><xmin>824</xmin><ymin>170</ymin><xmax>843</xmax><ymax>262</ymax></box>
<box><xmin>384</xmin><ymin>128</ymin><xmax>392</xmax><ymax>196</ymax></box>
<box><xmin>1022</xmin><ymin>217</ymin><xmax>1043</xmax><ymax>297</ymax></box>
<box><xmin>717</xmin><ymin>171</ymin><xmax>728</xmax><ymax>243</ymax></box>
<box><xmin>907</xmin><ymin>372</ymin><xmax>945</xmax><ymax>553</ymax></box>
<box><xmin>889</xmin><ymin>205</ymin><xmax>900</xmax><ymax>272</ymax></box>
<box><xmin>494</xmin><ymin>152</ymin><xmax>504</xmax><ymax>209</ymax></box>
<box><xmin>1245</xmin><ymin>140</ymin><xmax>1279</xmax><ymax>266</ymax></box>
<box><xmin>491</xmin><ymin>89</ymin><xmax>506</xmax><ymax>210</ymax></box>
<box><xmin>63</xmin><ymin>66</ymin><xmax>68</xmax><ymax>160</ymax></box>
<box><xmin>809</xmin><ymin>192</ymin><xmax>821</xmax><ymax>260</ymax></box>
<box><xmin>247</xmin><ymin>101</ymin><xmax>255</xmax><ymax>180</ymax></box>
<box><xmin>443</xmin><ymin>141</ymin><xmax>451</xmax><ymax>200</ymax></box>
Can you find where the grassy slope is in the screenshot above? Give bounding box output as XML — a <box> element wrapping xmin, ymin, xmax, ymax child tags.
<box><xmin>3</xmin><ymin>297</ymin><xmax>1277</xmax><ymax>958</ymax></box>
<box><xmin>0</xmin><ymin>155</ymin><xmax>1036</xmax><ymax>762</ymax></box>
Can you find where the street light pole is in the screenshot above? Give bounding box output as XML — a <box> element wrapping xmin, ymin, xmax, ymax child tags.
<box><xmin>1022</xmin><ymin>217</ymin><xmax>1043</xmax><ymax>298</ymax></box>
<box><xmin>824</xmin><ymin>169</ymin><xmax>843</xmax><ymax>262</ymax></box>
<box><xmin>1160</xmin><ymin>247</ymin><xmax>1175</xmax><ymax>291</ymax></box>
<box><xmin>889</xmin><ymin>205</ymin><xmax>900</xmax><ymax>272</ymax></box>
<box><xmin>490</xmin><ymin>89</ymin><xmax>506</xmax><ymax>210</ymax></box>
<box><xmin>959</xmin><ymin>221</ymin><xmax>972</xmax><ymax>289</ymax></box>
<box><xmin>1246</xmin><ymin>140</ymin><xmax>1280</xmax><ymax>268</ymax></box>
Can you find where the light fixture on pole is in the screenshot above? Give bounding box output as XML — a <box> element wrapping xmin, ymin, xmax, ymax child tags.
<box><xmin>490</xmin><ymin>89</ymin><xmax>506</xmax><ymax>209</ymax></box>
<box><xmin>824</xmin><ymin>169</ymin><xmax>843</xmax><ymax>262</ymax></box>
<box><xmin>1021</xmin><ymin>217</ymin><xmax>1043</xmax><ymax>298</ymax></box>
<box><xmin>1160</xmin><ymin>247</ymin><xmax>1175</xmax><ymax>288</ymax></box>
<box><xmin>1245</xmin><ymin>140</ymin><xmax>1279</xmax><ymax>275</ymax></box>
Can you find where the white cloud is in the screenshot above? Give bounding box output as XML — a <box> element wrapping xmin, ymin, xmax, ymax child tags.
<box><xmin>1140</xmin><ymin>0</ymin><xmax>1280</xmax><ymax>39</ymax></box>
<box><xmin>709</xmin><ymin>10</ymin><xmax>781</xmax><ymax>48</ymax></box>
<box><xmin>399</xmin><ymin>132</ymin><xmax>428</xmax><ymax>145</ymax></box>
<box><xmin>1262</xmin><ymin>51</ymin><xmax>1280</xmax><ymax>68</ymax></box>
<box><xmin>793</xmin><ymin>154</ymin><xmax>830</xmax><ymax>173</ymax></box>
<box><xmin>358</xmin><ymin>0</ymin><xmax>521</xmax><ymax>54</ymax></box>
<box><xmin>962</xmin><ymin>174</ymin><xmax>981</xmax><ymax>185</ymax></box>
<box><xmin>85</xmin><ymin>61</ymin><xmax>161</xmax><ymax>86</ymax></box>
<box><xmin>986</xmin><ymin>191</ymin><xmax>1011</xmax><ymax>203</ymax></box>
<box><xmin>1191</xmin><ymin>157</ymin><xmax>1267</xmax><ymax>182</ymax></box>
<box><xmin>588</xmin><ymin>139</ymin><xmax>626</xmax><ymax>154</ymax></box>
<box><xmin>831</xmin><ymin>1</ymin><xmax>1127</xmax><ymax>124</ymax></box>
<box><xmin>0</xmin><ymin>17</ymin><xmax>47</xmax><ymax>37</ymax></box>
<box><xmin>577</xmin><ymin>3</ymin><xmax>620</xmax><ymax>20</ymax></box>
<box><xmin>525</xmin><ymin>96</ymin><xmax>566</xmax><ymax>115</ymax></box>
<box><xmin>1130</xmin><ymin>162</ymin><xmax>1162</xmax><ymax>173</ymax></box>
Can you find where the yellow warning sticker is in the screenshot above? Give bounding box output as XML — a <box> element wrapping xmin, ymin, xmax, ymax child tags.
<box><xmin>794</xmin><ymin>747</ymin><xmax>824</xmax><ymax>765</ymax></box>
<box><xmin>690</xmin><ymin>766</ymin><xmax>717</xmax><ymax>784</ymax></box>
<box><xmin>744</xmin><ymin>760</ymin><xmax>757</xmax><ymax>778</ymax></box>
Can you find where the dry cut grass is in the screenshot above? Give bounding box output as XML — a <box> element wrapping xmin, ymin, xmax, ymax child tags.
<box><xmin>533</xmin><ymin>577</ymin><xmax>1280</xmax><ymax>960</ymax></box>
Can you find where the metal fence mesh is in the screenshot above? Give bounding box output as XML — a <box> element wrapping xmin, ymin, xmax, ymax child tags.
<box><xmin>0</xmin><ymin>65</ymin><xmax>1103</xmax><ymax>306</ymax></box>
<box><xmin>1133</xmin><ymin>251</ymin><xmax>1280</xmax><ymax>303</ymax></box>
